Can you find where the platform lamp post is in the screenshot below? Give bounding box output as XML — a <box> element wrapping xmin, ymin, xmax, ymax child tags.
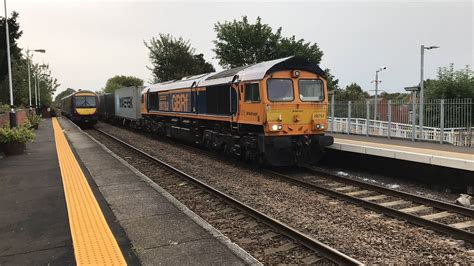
<box><xmin>371</xmin><ymin>66</ymin><xmax>387</xmax><ymax>122</ymax></box>
<box><xmin>419</xmin><ymin>45</ymin><xmax>439</xmax><ymax>138</ymax></box>
<box><xmin>36</xmin><ymin>64</ymin><xmax>48</xmax><ymax>115</ymax></box>
<box><xmin>405</xmin><ymin>85</ymin><xmax>420</xmax><ymax>141</ymax></box>
<box><xmin>3</xmin><ymin>0</ymin><xmax>16</xmax><ymax>128</ymax></box>
<box><xmin>26</xmin><ymin>49</ymin><xmax>46</xmax><ymax>111</ymax></box>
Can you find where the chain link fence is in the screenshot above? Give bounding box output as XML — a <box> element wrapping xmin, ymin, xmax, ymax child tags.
<box><xmin>328</xmin><ymin>98</ymin><xmax>473</xmax><ymax>147</ymax></box>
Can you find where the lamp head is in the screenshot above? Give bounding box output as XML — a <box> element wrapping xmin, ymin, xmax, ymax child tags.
<box><xmin>425</xmin><ymin>46</ymin><xmax>439</xmax><ymax>50</ymax></box>
<box><xmin>34</xmin><ymin>49</ymin><xmax>46</xmax><ymax>53</ymax></box>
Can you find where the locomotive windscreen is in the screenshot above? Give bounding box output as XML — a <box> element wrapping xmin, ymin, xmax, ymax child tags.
<box><xmin>75</xmin><ymin>96</ymin><xmax>97</xmax><ymax>107</ymax></box>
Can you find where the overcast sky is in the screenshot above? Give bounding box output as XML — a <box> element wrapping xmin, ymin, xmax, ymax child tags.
<box><xmin>8</xmin><ymin>0</ymin><xmax>473</xmax><ymax>97</ymax></box>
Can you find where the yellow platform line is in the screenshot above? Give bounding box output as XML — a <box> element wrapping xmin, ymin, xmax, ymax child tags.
<box><xmin>52</xmin><ymin>118</ymin><xmax>126</xmax><ymax>265</ymax></box>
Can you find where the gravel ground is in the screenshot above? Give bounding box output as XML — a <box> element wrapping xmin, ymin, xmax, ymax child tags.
<box><xmin>94</xmin><ymin>122</ymin><xmax>473</xmax><ymax>264</ymax></box>
<box><xmin>315</xmin><ymin>165</ymin><xmax>472</xmax><ymax>207</ymax></box>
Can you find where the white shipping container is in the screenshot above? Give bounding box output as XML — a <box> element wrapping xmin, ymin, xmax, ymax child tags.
<box><xmin>114</xmin><ymin>86</ymin><xmax>143</xmax><ymax>120</ymax></box>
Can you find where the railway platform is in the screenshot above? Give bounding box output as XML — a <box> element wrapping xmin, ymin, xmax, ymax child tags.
<box><xmin>326</xmin><ymin>133</ymin><xmax>473</xmax><ymax>171</ymax></box>
<box><xmin>0</xmin><ymin>117</ymin><xmax>257</xmax><ymax>265</ymax></box>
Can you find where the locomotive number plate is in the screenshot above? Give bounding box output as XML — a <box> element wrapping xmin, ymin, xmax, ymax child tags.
<box><xmin>313</xmin><ymin>113</ymin><xmax>326</xmax><ymax>119</ymax></box>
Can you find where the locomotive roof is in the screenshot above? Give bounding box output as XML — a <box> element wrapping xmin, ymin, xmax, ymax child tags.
<box><xmin>146</xmin><ymin>56</ymin><xmax>325</xmax><ymax>93</ymax></box>
<box><xmin>61</xmin><ymin>90</ymin><xmax>97</xmax><ymax>100</ymax></box>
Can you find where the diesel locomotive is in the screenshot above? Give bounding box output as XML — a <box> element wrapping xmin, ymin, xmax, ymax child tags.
<box><xmin>61</xmin><ymin>90</ymin><xmax>99</xmax><ymax>126</ymax></box>
<box><xmin>99</xmin><ymin>56</ymin><xmax>333</xmax><ymax>166</ymax></box>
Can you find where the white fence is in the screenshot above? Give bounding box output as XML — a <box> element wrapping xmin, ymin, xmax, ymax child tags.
<box><xmin>328</xmin><ymin>117</ymin><xmax>473</xmax><ymax>147</ymax></box>
<box><xmin>328</xmin><ymin>98</ymin><xmax>473</xmax><ymax>147</ymax></box>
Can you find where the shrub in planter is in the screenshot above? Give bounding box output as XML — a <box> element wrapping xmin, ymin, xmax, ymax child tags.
<box><xmin>0</xmin><ymin>123</ymin><xmax>35</xmax><ymax>155</ymax></box>
<box><xmin>0</xmin><ymin>104</ymin><xmax>10</xmax><ymax>114</ymax></box>
<box><xmin>28</xmin><ymin>113</ymin><xmax>42</xmax><ymax>129</ymax></box>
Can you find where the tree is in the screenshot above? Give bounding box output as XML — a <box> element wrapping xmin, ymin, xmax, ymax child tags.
<box><xmin>145</xmin><ymin>34</ymin><xmax>215</xmax><ymax>83</ymax></box>
<box><xmin>324</xmin><ymin>68</ymin><xmax>340</xmax><ymax>93</ymax></box>
<box><xmin>0</xmin><ymin>12</ymin><xmax>59</xmax><ymax>108</ymax></box>
<box><xmin>379</xmin><ymin>91</ymin><xmax>409</xmax><ymax>101</ymax></box>
<box><xmin>424</xmin><ymin>64</ymin><xmax>474</xmax><ymax>99</ymax></box>
<box><xmin>213</xmin><ymin>16</ymin><xmax>324</xmax><ymax>69</ymax></box>
<box><xmin>0</xmin><ymin>11</ymin><xmax>23</xmax><ymax>105</ymax></box>
<box><xmin>213</xmin><ymin>16</ymin><xmax>281</xmax><ymax>69</ymax></box>
<box><xmin>104</xmin><ymin>75</ymin><xmax>144</xmax><ymax>93</ymax></box>
<box><xmin>54</xmin><ymin>88</ymin><xmax>75</xmax><ymax>107</ymax></box>
<box><xmin>276</xmin><ymin>36</ymin><xmax>323</xmax><ymax>66</ymax></box>
<box><xmin>335</xmin><ymin>83</ymin><xmax>369</xmax><ymax>101</ymax></box>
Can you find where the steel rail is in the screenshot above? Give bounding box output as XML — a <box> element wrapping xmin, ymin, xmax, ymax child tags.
<box><xmin>304</xmin><ymin>166</ymin><xmax>474</xmax><ymax>218</ymax></box>
<box><xmin>93</xmin><ymin>128</ymin><xmax>362</xmax><ymax>265</ymax></box>
<box><xmin>262</xmin><ymin>169</ymin><xmax>474</xmax><ymax>243</ymax></box>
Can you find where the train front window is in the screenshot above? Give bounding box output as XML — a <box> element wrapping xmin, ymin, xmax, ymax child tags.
<box><xmin>267</xmin><ymin>79</ymin><xmax>294</xmax><ymax>102</ymax></box>
<box><xmin>298</xmin><ymin>79</ymin><xmax>324</xmax><ymax>102</ymax></box>
<box><xmin>75</xmin><ymin>96</ymin><xmax>96</xmax><ymax>107</ymax></box>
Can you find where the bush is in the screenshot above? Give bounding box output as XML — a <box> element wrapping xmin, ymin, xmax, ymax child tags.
<box><xmin>28</xmin><ymin>113</ymin><xmax>42</xmax><ymax>128</ymax></box>
<box><xmin>0</xmin><ymin>104</ymin><xmax>10</xmax><ymax>114</ymax></box>
<box><xmin>0</xmin><ymin>123</ymin><xmax>36</xmax><ymax>144</ymax></box>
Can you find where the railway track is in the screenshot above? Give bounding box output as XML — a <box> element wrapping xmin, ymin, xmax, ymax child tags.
<box><xmin>263</xmin><ymin>167</ymin><xmax>474</xmax><ymax>243</ymax></box>
<box><xmin>96</xmin><ymin>123</ymin><xmax>474</xmax><ymax>243</ymax></box>
<box><xmin>89</xmin><ymin>128</ymin><xmax>362</xmax><ymax>265</ymax></box>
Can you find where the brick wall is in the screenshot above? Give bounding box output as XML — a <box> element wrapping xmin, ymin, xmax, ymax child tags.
<box><xmin>0</xmin><ymin>110</ymin><xmax>29</xmax><ymax>128</ymax></box>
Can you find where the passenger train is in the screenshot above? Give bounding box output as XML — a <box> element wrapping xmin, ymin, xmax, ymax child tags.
<box><xmin>97</xmin><ymin>56</ymin><xmax>334</xmax><ymax>166</ymax></box>
<box><xmin>61</xmin><ymin>90</ymin><xmax>99</xmax><ymax>126</ymax></box>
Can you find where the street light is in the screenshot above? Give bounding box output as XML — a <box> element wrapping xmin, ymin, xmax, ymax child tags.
<box><xmin>405</xmin><ymin>85</ymin><xmax>420</xmax><ymax>141</ymax></box>
<box><xmin>38</xmin><ymin>64</ymin><xmax>48</xmax><ymax>110</ymax></box>
<box><xmin>372</xmin><ymin>66</ymin><xmax>387</xmax><ymax>121</ymax></box>
<box><xmin>4</xmin><ymin>0</ymin><xmax>15</xmax><ymax>128</ymax></box>
<box><xmin>26</xmin><ymin>49</ymin><xmax>46</xmax><ymax>111</ymax></box>
<box><xmin>419</xmin><ymin>44</ymin><xmax>439</xmax><ymax>137</ymax></box>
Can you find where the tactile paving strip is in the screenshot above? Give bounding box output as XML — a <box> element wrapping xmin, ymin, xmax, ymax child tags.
<box><xmin>52</xmin><ymin>118</ymin><xmax>126</xmax><ymax>265</ymax></box>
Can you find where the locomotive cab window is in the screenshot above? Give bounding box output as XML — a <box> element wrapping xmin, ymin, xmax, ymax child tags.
<box><xmin>298</xmin><ymin>79</ymin><xmax>324</xmax><ymax>102</ymax></box>
<box><xmin>267</xmin><ymin>79</ymin><xmax>294</xmax><ymax>102</ymax></box>
<box><xmin>75</xmin><ymin>96</ymin><xmax>96</xmax><ymax>108</ymax></box>
<box><xmin>244</xmin><ymin>83</ymin><xmax>260</xmax><ymax>102</ymax></box>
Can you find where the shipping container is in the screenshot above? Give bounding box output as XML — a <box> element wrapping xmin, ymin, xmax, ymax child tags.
<box><xmin>114</xmin><ymin>86</ymin><xmax>143</xmax><ymax>120</ymax></box>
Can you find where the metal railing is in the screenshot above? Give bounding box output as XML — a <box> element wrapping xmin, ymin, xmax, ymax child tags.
<box><xmin>328</xmin><ymin>98</ymin><xmax>473</xmax><ymax>147</ymax></box>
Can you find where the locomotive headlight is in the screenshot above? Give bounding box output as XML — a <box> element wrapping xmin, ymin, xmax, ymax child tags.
<box><xmin>270</xmin><ymin>124</ymin><xmax>283</xmax><ymax>131</ymax></box>
<box><xmin>292</xmin><ymin>70</ymin><xmax>301</xmax><ymax>78</ymax></box>
<box><xmin>314</xmin><ymin>124</ymin><xmax>325</xmax><ymax>130</ymax></box>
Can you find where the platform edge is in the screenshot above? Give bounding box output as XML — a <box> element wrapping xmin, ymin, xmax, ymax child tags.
<box><xmin>62</xmin><ymin>119</ymin><xmax>261</xmax><ymax>266</ymax></box>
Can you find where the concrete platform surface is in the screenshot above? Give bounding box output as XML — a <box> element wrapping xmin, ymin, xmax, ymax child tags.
<box><xmin>327</xmin><ymin>133</ymin><xmax>473</xmax><ymax>171</ymax></box>
<box><xmin>0</xmin><ymin>118</ymin><xmax>138</xmax><ymax>265</ymax></box>
<box><xmin>0</xmin><ymin>118</ymin><xmax>74</xmax><ymax>265</ymax></box>
<box><xmin>58</xmin><ymin>117</ymin><xmax>259</xmax><ymax>265</ymax></box>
